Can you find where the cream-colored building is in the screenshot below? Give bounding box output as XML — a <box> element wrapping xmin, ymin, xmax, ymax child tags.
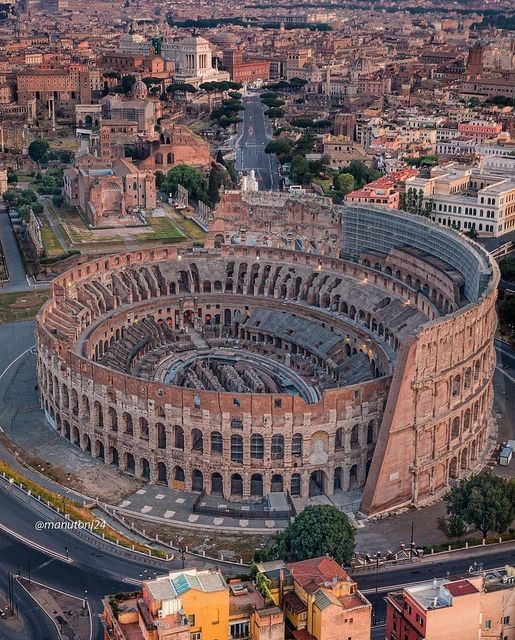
<box><xmin>406</xmin><ymin>156</ymin><xmax>515</xmax><ymax>237</ymax></box>
<box><xmin>162</xmin><ymin>36</ymin><xmax>229</xmax><ymax>87</ymax></box>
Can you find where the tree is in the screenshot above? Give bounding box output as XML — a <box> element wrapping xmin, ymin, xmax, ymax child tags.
<box><xmin>2</xmin><ymin>189</ymin><xmax>18</xmax><ymax>205</ymax></box>
<box><xmin>121</xmin><ymin>74</ymin><xmax>136</xmax><ymax>94</ymax></box>
<box><xmin>290</xmin><ymin>155</ymin><xmax>312</xmax><ymax>186</ymax></box>
<box><xmin>294</xmin><ymin>133</ymin><xmax>316</xmax><ymax>156</ymax></box>
<box><xmin>155</xmin><ymin>170</ymin><xmax>166</xmax><ymax>189</ymax></box>
<box><xmin>265</xmin><ymin>139</ymin><xmax>293</xmax><ymax>155</ymax></box>
<box><xmin>163</xmin><ymin>164</ymin><xmax>208</xmax><ymax>203</ymax></box>
<box><xmin>207</xmin><ymin>164</ymin><xmax>225</xmax><ymax>206</ymax></box>
<box><xmin>32</xmin><ymin>202</ymin><xmax>44</xmax><ymax>215</ymax></box>
<box><xmin>216</xmin><ymin>150</ymin><xmax>225</xmax><ymax>166</ymax></box>
<box><xmin>465</xmin><ymin>228</ymin><xmax>479</xmax><ymax>240</ymax></box>
<box><xmin>445</xmin><ymin>473</ymin><xmax>515</xmax><ymax>539</ymax></box>
<box><xmin>255</xmin><ymin>505</ymin><xmax>355</xmax><ymax>565</ymax></box>
<box><xmin>52</xmin><ymin>194</ymin><xmax>64</xmax><ymax>207</ymax></box>
<box><xmin>334</xmin><ymin>172</ymin><xmax>354</xmax><ymax>194</ymax></box>
<box><xmin>28</xmin><ymin>139</ymin><xmax>50</xmax><ymax>164</ymax></box>
<box><xmin>166</xmin><ymin>82</ymin><xmax>197</xmax><ymax>97</ymax></box>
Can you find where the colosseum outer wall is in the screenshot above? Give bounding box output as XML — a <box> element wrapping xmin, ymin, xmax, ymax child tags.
<box><xmin>361</xmin><ymin>273</ymin><xmax>498</xmax><ymax>514</ymax></box>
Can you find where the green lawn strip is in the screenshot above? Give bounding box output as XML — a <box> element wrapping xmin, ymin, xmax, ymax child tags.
<box><xmin>0</xmin><ymin>459</ymin><xmax>168</xmax><ymax>558</ymax></box>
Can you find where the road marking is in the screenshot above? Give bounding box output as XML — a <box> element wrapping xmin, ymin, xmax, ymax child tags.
<box><xmin>0</xmin><ymin>345</ymin><xmax>35</xmax><ymax>382</ymax></box>
<box><xmin>123</xmin><ymin>577</ymin><xmax>143</xmax><ymax>586</ymax></box>
<box><xmin>495</xmin><ymin>365</ymin><xmax>515</xmax><ymax>385</ymax></box>
<box><xmin>0</xmin><ymin>522</ymin><xmax>72</xmax><ymax>563</ymax></box>
<box><xmin>360</xmin><ymin>565</ymin><xmax>505</xmax><ymax>595</ymax></box>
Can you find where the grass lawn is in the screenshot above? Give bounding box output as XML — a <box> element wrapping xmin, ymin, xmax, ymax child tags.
<box><xmin>0</xmin><ymin>290</ymin><xmax>49</xmax><ymax>324</ymax></box>
<box><xmin>187</xmin><ymin>121</ymin><xmax>209</xmax><ymax>134</ymax></box>
<box><xmin>175</xmin><ymin>215</ymin><xmax>206</xmax><ymax>243</ymax></box>
<box><xmin>40</xmin><ymin>218</ymin><xmax>63</xmax><ymax>257</ymax></box>
<box><xmin>139</xmin><ymin>216</ymin><xmax>185</xmax><ymax>240</ymax></box>
<box><xmin>312</xmin><ymin>176</ymin><xmax>333</xmax><ymax>193</ymax></box>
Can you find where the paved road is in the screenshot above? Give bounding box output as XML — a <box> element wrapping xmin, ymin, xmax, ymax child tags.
<box><xmin>493</xmin><ymin>338</ymin><xmax>515</xmax><ymax>447</ymax></box>
<box><xmin>0</xmin><ymin>212</ymin><xmax>30</xmax><ymax>292</ymax></box>
<box><xmin>1</xmin><ymin>474</ymin><xmax>512</xmax><ymax>640</ymax></box>
<box><xmin>236</xmin><ymin>95</ymin><xmax>279</xmax><ymax>191</ymax></box>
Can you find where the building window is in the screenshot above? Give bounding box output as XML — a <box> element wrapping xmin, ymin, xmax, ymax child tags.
<box><xmin>230</xmin><ymin>621</ymin><xmax>249</xmax><ymax>639</ymax></box>
<box><xmin>416</xmin><ymin>614</ymin><xmax>424</xmax><ymax>626</ymax></box>
<box><xmin>191</xmin><ymin>634</ymin><xmax>201</xmax><ymax>640</ymax></box>
<box><xmin>188</xmin><ymin>615</ymin><xmax>196</xmax><ymax>626</ymax></box>
<box><xmin>485</xmin><ymin>620</ymin><xmax>492</xmax><ymax>630</ymax></box>
<box><xmin>502</xmin><ymin>616</ymin><xmax>510</xmax><ymax>625</ymax></box>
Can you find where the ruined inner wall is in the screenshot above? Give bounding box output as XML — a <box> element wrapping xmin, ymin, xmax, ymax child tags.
<box><xmin>206</xmin><ymin>191</ymin><xmax>342</xmax><ymax>257</ymax></box>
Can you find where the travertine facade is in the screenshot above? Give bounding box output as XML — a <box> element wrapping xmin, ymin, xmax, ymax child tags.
<box><xmin>36</xmin><ymin>205</ymin><xmax>498</xmax><ymax>515</ymax></box>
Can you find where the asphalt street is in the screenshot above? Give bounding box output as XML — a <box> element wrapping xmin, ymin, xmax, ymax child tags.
<box><xmin>236</xmin><ymin>95</ymin><xmax>279</xmax><ymax>190</ymax></box>
<box><xmin>0</xmin><ymin>211</ymin><xmax>30</xmax><ymax>292</ymax></box>
<box><xmin>493</xmin><ymin>338</ymin><xmax>515</xmax><ymax>445</ymax></box>
<box><xmin>0</xmin><ymin>474</ymin><xmax>513</xmax><ymax>639</ymax></box>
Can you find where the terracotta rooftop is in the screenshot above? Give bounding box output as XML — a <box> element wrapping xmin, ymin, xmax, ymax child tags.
<box><xmin>286</xmin><ymin>556</ymin><xmax>351</xmax><ymax>594</ymax></box>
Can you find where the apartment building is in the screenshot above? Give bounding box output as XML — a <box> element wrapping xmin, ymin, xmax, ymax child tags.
<box><xmin>385</xmin><ymin>566</ymin><xmax>515</xmax><ymax>640</ymax></box>
<box><xmin>102</xmin><ymin>568</ymin><xmax>284</xmax><ymax>640</ymax></box>
<box><xmin>406</xmin><ymin>156</ymin><xmax>515</xmax><ymax>237</ymax></box>
<box><xmin>255</xmin><ymin>556</ymin><xmax>371</xmax><ymax>640</ymax></box>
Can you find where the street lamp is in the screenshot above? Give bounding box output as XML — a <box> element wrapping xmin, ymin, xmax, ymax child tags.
<box><xmin>373</xmin><ymin>551</ymin><xmax>381</xmax><ymax>625</ymax></box>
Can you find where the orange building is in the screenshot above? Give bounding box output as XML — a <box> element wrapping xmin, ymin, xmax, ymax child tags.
<box><xmin>385</xmin><ymin>566</ymin><xmax>515</xmax><ymax>640</ymax></box>
<box><xmin>255</xmin><ymin>556</ymin><xmax>371</xmax><ymax>640</ymax></box>
<box><xmin>223</xmin><ymin>48</ymin><xmax>270</xmax><ymax>85</ymax></box>
<box><xmin>345</xmin><ymin>169</ymin><xmax>418</xmax><ymax>209</ymax></box>
<box><xmin>102</xmin><ymin>568</ymin><xmax>284</xmax><ymax>640</ymax></box>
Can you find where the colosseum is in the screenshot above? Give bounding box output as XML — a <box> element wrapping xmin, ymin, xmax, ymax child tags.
<box><xmin>35</xmin><ymin>201</ymin><xmax>499</xmax><ymax>515</ymax></box>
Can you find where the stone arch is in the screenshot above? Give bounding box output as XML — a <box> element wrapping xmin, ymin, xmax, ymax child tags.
<box><xmin>108</xmin><ymin>406</ymin><xmax>118</xmax><ymax>431</ymax></box>
<box><xmin>95</xmin><ymin>439</ymin><xmax>105</xmax><ymax>460</ymax></box>
<box><xmin>349</xmin><ymin>464</ymin><xmax>358</xmax><ymax>489</ymax></box>
<box><xmin>211</xmin><ymin>431</ymin><xmax>223</xmax><ymax>454</ymax></box>
<box><xmin>109</xmin><ymin>446</ymin><xmax>119</xmax><ymax>466</ymax></box>
<box><xmin>141</xmin><ymin>457</ymin><xmax>150</xmax><ymax>479</ymax></box>
<box><xmin>271</xmin><ymin>434</ymin><xmax>284</xmax><ymax>459</ymax></box>
<box><xmin>82</xmin><ymin>433</ymin><xmax>91</xmax><ymax>453</ymax></box>
<box><xmin>250</xmin><ymin>473</ymin><xmax>263</xmax><ymax>496</ymax></box>
<box><xmin>292</xmin><ymin>433</ymin><xmax>303</xmax><ymax>457</ymax></box>
<box><xmin>173</xmin><ymin>465</ymin><xmax>185</xmax><ymax>489</ymax></box>
<box><xmin>350</xmin><ymin>424</ymin><xmax>359</xmax><ymax>448</ymax></box>
<box><xmin>270</xmin><ymin>474</ymin><xmax>283</xmax><ymax>492</ymax></box>
<box><xmin>250</xmin><ymin>433</ymin><xmax>264</xmax><ymax>459</ymax></box>
<box><xmin>157</xmin><ymin>422</ymin><xmax>167</xmax><ymax>449</ymax></box>
<box><xmin>231</xmin><ymin>434</ymin><xmax>243</xmax><ymax>463</ymax></box>
<box><xmin>123</xmin><ymin>412</ymin><xmax>133</xmax><ymax>435</ymax></box>
<box><xmin>309</xmin><ymin>470</ymin><xmax>327</xmax><ymax>496</ymax></box>
<box><xmin>367</xmin><ymin>420</ymin><xmax>375</xmax><ymax>445</ymax></box>
<box><xmin>192</xmin><ymin>428</ymin><xmax>203</xmax><ymax>452</ymax></box>
<box><xmin>451</xmin><ymin>416</ymin><xmax>460</xmax><ymax>439</ymax></box>
<box><xmin>93</xmin><ymin>401</ymin><xmax>103</xmax><ymax>427</ymax></box>
<box><xmin>290</xmin><ymin>473</ymin><xmax>301</xmax><ymax>496</ymax></box>
<box><xmin>449</xmin><ymin>457</ymin><xmax>458</xmax><ymax>479</ymax></box>
<box><xmin>335</xmin><ymin>427</ymin><xmax>344</xmax><ymax>450</ymax></box>
<box><xmin>139</xmin><ymin>417</ymin><xmax>149</xmax><ymax>439</ymax></box>
<box><xmin>192</xmin><ymin>469</ymin><xmax>203</xmax><ymax>492</ymax></box>
<box><xmin>173</xmin><ymin>424</ymin><xmax>184</xmax><ymax>449</ymax></box>
<box><xmin>152</xmin><ymin>460</ymin><xmax>166</xmax><ymax>484</ymax></box>
<box><xmin>333</xmin><ymin>467</ymin><xmax>343</xmax><ymax>491</ymax></box>
<box><xmin>231</xmin><ymin>473</ymin><xmax>243</xmax><ymax>496</ymax></box>
<box><xmin>211</xmin><ymin>472</ymin><xmax>223</xmax><ymax>495</ymax></box>
<box><xmin>126</xmin><ymin>452</ymin><xmax>135</xmax><ymax>474</ymax></box>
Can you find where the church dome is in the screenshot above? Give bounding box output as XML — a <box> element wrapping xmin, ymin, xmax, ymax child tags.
<box><xmin>130</xmin><ymin>75</ymin><xmax>148</xmax><ymax>100</ymax></box>
<box><xmin>351</xmin><ymin>55</ymin><xmax>372</xmax><ymax>74</ymax></box>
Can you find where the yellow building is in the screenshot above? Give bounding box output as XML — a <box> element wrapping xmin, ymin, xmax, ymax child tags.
<box><xmin>102</xmin><ymin>568</ymin><xmax>284</xmax><ymax>640</ymax></box>
<box><xmin>255</xmin><ymin>556</ymin><xmax>371</xmax><ymax>640</ymax></box>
